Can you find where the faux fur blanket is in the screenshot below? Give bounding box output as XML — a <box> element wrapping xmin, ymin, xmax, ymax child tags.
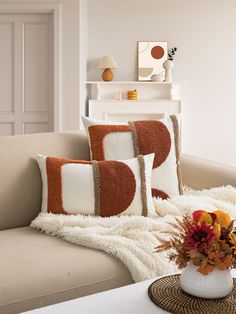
<box><xmin>31</xmin><ymin>185</ymin><xmax>236</xmax><ymax>282</ymax></box>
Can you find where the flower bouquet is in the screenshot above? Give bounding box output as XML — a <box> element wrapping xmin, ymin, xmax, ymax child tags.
<box><xmin>155</xmin><ymin>210</ymin><xmax>236</xmax><ymax>298</ymax></box>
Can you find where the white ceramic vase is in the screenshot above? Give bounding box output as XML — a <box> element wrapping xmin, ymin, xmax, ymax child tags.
<box><xmin>180</xmin><ymin>262</ymin><xmax>234</xmax><ymax>299</ymax></box>
<box><xmin>163</xmin><ymin>60</ymin><xmax>174</xmax><ymax>82</ymax></box>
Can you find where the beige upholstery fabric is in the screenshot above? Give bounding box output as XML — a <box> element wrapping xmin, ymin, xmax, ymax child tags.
<box><xmin>181</xmin><ymin>154</ymin><xmax>236</xmax><ymax>189</ymax></box>
<box><xmin>0</xmin><ymin>132</ymin><xmax>90</xmax><ymax>230</ymax></box>
<box><xmin>0</xmin><ymin>227</ymin><xmax>132</xmax><ymax>314</ymax></box>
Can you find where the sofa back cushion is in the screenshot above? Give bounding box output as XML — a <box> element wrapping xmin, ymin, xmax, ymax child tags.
<box><xmin>0</xmin><ymin>132</ymin><xmax>90</xmax><ymax>230</ymax></box>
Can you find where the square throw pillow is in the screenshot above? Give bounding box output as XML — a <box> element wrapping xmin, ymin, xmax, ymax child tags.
<box><xmin>37</xmin><ymin>153</ymin><xmax>155</xmax><ymax>217</ymax></box>
<box><xmin>82</xmin><ymin>115</ymin><xmax>183</xmax><ymax>200</ymax></box>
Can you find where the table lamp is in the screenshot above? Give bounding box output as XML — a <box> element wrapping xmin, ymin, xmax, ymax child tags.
<box><xmin>97</xmin><ymin>56</ymin><xmax>118</xmax><ymax>81</ymax></box>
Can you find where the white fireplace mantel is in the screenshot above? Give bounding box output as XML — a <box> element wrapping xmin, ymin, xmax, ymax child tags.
<box><xmin>86</xmin><ymin>81</ymin><xmax>181</xmax><ymax>122</ymax></box>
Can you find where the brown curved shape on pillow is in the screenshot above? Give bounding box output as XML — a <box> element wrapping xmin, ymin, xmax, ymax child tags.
<box><xmin>129</xmin><ymin>120</ymin><xmax>171</xmax><ymax>169</ymax></box>
<box><xmin>88</xmin><ymin>125</ymin><xmax>131</xmax><ymax>160</ymax></box>
<box><xmin>152</xmin><ymin>188</ymin><xmax>169</xmax><ymax>200</ymax></box>
<box><xmin>97</xmin><ymin>160</ymin><xmax>136</xmax><ymax>217</ymax></box>
<box><xmin>46</xmin><ymin>157</ymin><xmax>91</xmax><ymax>214</ymax></box>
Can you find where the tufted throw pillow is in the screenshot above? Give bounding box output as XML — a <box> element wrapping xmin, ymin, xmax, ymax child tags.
<box><xmin>82</xmin><ymin>115</ymin><xmax>183</xmax><ymax>200</ymax></box>
<box><xmin>37</xmin><ymin>154</ymin><xmax>155</xmax><ymax>217</ymax></box>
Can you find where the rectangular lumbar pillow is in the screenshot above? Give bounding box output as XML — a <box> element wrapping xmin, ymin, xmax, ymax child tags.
<box><xmin>82</xmin><ymin>115</ymin><xmax>183</xmax><ymax>200</ymax></box>
<box><xmin>37</xmin><ymin>153</ymin><xmax>155</xmax><ymax>217</ymax></box>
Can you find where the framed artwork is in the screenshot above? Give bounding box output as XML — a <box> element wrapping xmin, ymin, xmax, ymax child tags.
<box><xmin>138</xmin><ymin>41</ymin><xmax>168</xmax><ymax>81</ymax></box>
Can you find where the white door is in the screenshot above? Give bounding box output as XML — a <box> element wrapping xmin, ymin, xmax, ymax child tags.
<box><xmin>0</xmin><ymin>13</ymin><xmax>53</xmax><ymax>136</ymax></box>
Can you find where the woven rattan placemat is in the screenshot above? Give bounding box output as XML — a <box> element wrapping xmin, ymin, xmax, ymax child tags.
<box><xmin>148</xmin><ymin>274</ymin><xmax>236</xmax><ymax>314</ymax></box>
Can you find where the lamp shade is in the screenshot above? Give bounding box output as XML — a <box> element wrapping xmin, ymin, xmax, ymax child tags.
<box><xmin>97</xmin><ymin>56</ymin><xmax>118</xmax><ymax>69</ymax></box>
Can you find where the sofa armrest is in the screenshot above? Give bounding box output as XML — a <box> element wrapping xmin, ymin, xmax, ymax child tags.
<box><xmin>180</xmin><ymin>154</ymin><xmax>236</xmax><ymax>189</ymax></box>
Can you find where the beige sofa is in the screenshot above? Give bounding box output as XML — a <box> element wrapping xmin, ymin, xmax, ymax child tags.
<box><xmin>0</xmin><ymin>132</ymin><xmax>236</xmax><ymax>314</ymax></box>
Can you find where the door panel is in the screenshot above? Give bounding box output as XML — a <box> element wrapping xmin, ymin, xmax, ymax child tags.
<box><xmin>0</xmin><ymin>22</ymin><xmax>14</xmax><ymax>113</ymax></box>
<box><xmin>23</xmin><ymin>22</ymin><xmax>48</xmax><ymax>113</ymax></box>
<box><xmin>0</xmin><ymin>14</ymin><xmax>53</xmax><ymax>136</ymax></box>
<box><xmin>23</xmin><ymin>122</ymin><xmax>48</xmax><ymax>134</ymax></box>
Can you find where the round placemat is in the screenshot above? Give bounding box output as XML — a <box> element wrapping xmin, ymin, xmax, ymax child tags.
<box><xmin>148</xmin><ymin>274</ymin><xmax>236</xmax><ymax>314</ymax></box>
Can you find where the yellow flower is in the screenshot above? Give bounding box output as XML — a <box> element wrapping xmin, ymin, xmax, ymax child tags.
<box><xmin>213</xmin><ymin>210</ymin><xmax>231</xmax><ymax>228</ymax></box>
<box><xmin>213</xmin><ymin>223</ymin><xmax>221</xmax><ymax>239</ymax></box>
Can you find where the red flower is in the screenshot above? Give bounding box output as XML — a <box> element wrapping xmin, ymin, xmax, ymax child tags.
<box><xmin>185</xmin><ymin>222</ymin><xmax>215</xmax><ymax>250</ymax></box>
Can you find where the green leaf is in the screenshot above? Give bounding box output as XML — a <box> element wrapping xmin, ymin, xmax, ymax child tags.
<box><xmin>193</xmin><ymin>255</ymin><xmax>205</xmax><ymax>266</ymax></box>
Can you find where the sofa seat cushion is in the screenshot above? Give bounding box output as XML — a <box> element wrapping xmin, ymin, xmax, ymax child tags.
<box><xmin>0</xmin><ymin>227</ymin><xmax>132</xmax><ymax>314</ymax></box>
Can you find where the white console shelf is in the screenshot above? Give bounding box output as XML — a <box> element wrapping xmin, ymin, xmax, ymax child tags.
<box><xmin>87</xmin><ymin>81</ymin><xmax>179</xmax><ymax>101</ymax></box>
<box><xmin>86</xmin><ymin>81</ymin><xmax>181</xmax><ymax>122</ymax></box>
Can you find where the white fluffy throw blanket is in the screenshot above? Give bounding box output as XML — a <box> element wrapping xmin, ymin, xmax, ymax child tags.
<box><xmin>31</xmin><ymin>185</ymin><xmax>236</xmax><ymax>282</ymax></box>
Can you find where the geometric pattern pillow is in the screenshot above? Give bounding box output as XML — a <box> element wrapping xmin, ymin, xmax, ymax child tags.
<box><xmin>37</xmin><ymin>153</ymin><xmax>155</xmax><ymax>217</ymax></box>
<box><xmin>82</xmin><ymin>115</ymin><xmax>183</xmax><ymax>200</ymax></box>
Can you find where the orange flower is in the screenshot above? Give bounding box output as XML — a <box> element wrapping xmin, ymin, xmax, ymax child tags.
<box><xmin>197</xmin><ymin>259</ymin><xmax>214</xmax><ymax>275</ymax></box>
<box><xmin>208</xmin><ymin>252</ymin><xmax>216</xmax><ymax>260</ymax></box>
<box><xmin>213</xmin><ymin>223</ymin><xmax>221</xmax><ymax>239</ymax></box>
<box><xmin>213</xmin><ymin>210</ymin><xmax>231</xmax><ymax>228</ymax></box>
<box><xmin>217</xmin><ymin>254</ymin><xmax>232</xmax><ymax>270</ymax></box>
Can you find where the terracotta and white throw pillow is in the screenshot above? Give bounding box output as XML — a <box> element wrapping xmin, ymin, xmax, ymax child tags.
<box><xmin>82</xmin><ymin>115</ymin><xmax>183</xmax><ymax>200</ymax></box>
<box><xmin>37</xmin><ymin>153</ymin><xmax>155</xmax><ymax>217</ymax></box>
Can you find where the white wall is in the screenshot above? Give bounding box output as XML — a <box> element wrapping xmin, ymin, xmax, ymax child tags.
<box><xmin>59</xmin><ymin>0</ymin><xmax>87</xmax><ymax>131</ymax></box>
<box><xmin>60</xmin><ymin>0</ymin><xmax>81</xmax><ymax>131</ymax></box>
<box><xmin>88</xmin><ymin>0</ymin><xmax>236</xmax><ymax>166</ymax></box>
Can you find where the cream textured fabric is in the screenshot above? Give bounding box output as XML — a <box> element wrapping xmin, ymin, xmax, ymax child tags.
<box><xmin>82</xmin><ymin>116</ymin><xmax>182</xmax><ymax>199</ymax></box>
<box><xmin>153</xmin><ymin>185</ymin><xmax>236</xmax><ymax>217</ymax></box>
<box><xmin>37</xmin><ymin>154</ymin><xmax>155</xmax><ymax>216</ymax></box>
<box><xmin>31</xmin><ymin>185</ymin><xmax>236</xmax><ymax>283</ymax></box>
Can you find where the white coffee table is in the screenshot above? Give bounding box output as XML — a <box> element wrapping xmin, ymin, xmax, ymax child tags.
<box><xmin>25</xmin><ymin>270</ymin><xmax>236</xmax><ymax>314</ymax></box>
<box><xmin>25</xmin><ymin>275</ymin><xmax>171</xmax><ymax>314</ymax></box>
